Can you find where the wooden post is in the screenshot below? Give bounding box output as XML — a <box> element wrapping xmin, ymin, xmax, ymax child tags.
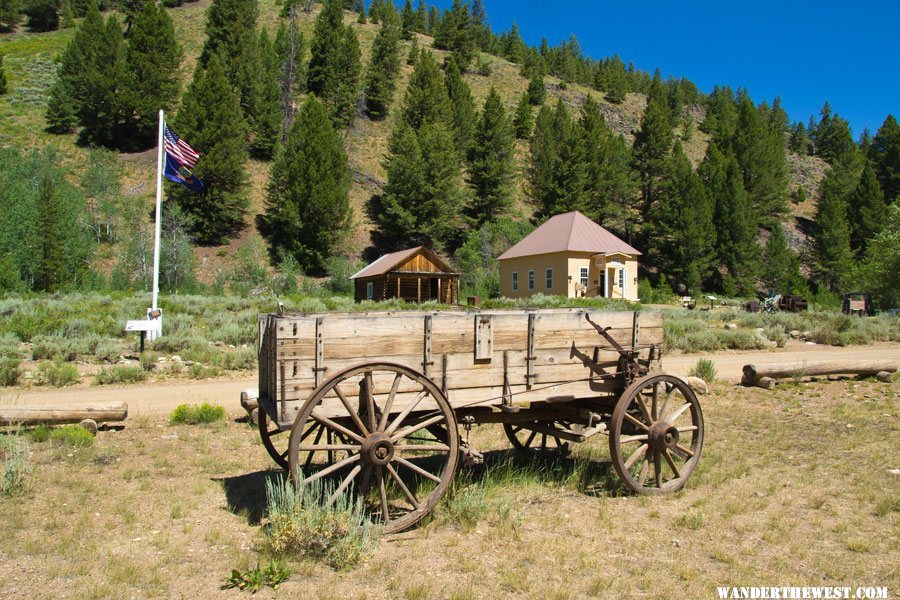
<box><xmin>437</xmin><ymin>278</ymin><xmax>441</xmax><ymax>304</ymax></box>
<box><xmin>396</xmin><ymin>276</ymin><xmax>401</xmax><ymax>300</ymax></box>
<box><xmin>417</xmin><ymin>277</ymin><xmax>421</xmax><ymax>304</ymax></box>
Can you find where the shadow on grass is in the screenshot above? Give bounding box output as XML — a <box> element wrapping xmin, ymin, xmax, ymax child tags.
<box><xmin>215</xmin><ymin>469</ymin><xmax>284</xmax><ymax>525</ymax></box>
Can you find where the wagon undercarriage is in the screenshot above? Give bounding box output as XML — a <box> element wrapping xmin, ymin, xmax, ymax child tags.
<box><xmin>256</xmin><ymin>309</ymin><xmax>704</xmax><ymax>533</ymax></box>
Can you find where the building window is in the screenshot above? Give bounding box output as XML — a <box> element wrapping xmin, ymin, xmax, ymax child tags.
<box><xmin>580</xmin><ymin>267</ymin><xmax>589</xmax><ymax>288</ymax></box>
<box><xmin>366</xmin><ymin>281</ymin><xmax>374</xmax><ymax>300</ymax></box>
<box><xmin>618</xmin><ymin>269</ymin><xmax>625</xmax><ymax>290</ymax></box>
<box><xmin>545</xmin><ymin>268</ymin><xmax>553</xmax><ymax>290</ymax></box>
<box><xmin>511</xmin><ymin>271</ymin><xmax>518</xmax><ymax>292</ymax></box>
<box><xmin>528</xmin><ymin>270</ymin><xmax>535</xmax><ymax>290</ymax></box>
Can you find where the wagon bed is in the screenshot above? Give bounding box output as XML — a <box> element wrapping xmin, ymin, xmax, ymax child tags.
<box><xmin>255</xmin><ymin>308</ymin><xmax>703</xmax><ymax>533</ymax></box>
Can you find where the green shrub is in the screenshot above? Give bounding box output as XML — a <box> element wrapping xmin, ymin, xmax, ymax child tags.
<box><xmin>34</xmin><ymin>360</ymin><xmax>80</xmax><ymax>387</ymax></box>
<box><xmin>1</xmin><ymin>430</ymin><xmax>31</xmax><ymax>496</ymax></box>
<box><xmin>213</xmin><ymin>348</ymin><xmax>255</xmax><ymax>371</ymax></box>
<box><xmin>187</xmin><ymin>363</ymin><xmax>222</xmax><ymax>379</ymax></box>
<box><xmin>764</xmin><ymin>325</ymin><xmax>788</xmax><ymax>348</ymax></box>
<box><xmin>264</xmin><ymin>475</ymin><xmax>378</xmax><ymax>570</ymax></box>
<box><xmin>29</xmin><ymin>424</ymin><xmax>52</xmax><ymax>443</ymax></box>
<box><xmin>139</xmin><ymin>351</ymin><xmax>159</xmax><ymax>371</ymax></box>
<box><xmin>443</xmin><ymin>484</ymin><xmax>489</xmax><ymax>531</ymax></box>
<box><xmin>95</xmin><ymin>366</ymin><xmax>147</xmax><ymax>385</ymax></box>
<box><xmin>93</xmin><ymin>338</ymin><xmax>124</xmax><ymax>363</ymax></box>
<box><xmin>169</xmin><ymin>403</ymin><xmax>226</xmax><ymax>425</ymax></box>
<box><xmin>688</xmin><ymin>359</ymin><xmax>717</xmax><ymax>383</ymax></box>
<box><xmin>0</xmin><ymin>357</ymin><xmax>21</xmax><ymax>386</ymax></box>
<box><xmin>223</xmin><ymin>560</ymin><xmax>291</xmax><ymax>592</ymax></box>
<box><xmin>50</xmin><ymin>425</ymin><xmax>94</xmax><ymax>448</ymax></box>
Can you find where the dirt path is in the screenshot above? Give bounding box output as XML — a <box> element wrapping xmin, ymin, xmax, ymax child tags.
<box><xmin>6</xmin><ymin>344</ymin><xmax>898</xmax><ymax>415</ymax></box>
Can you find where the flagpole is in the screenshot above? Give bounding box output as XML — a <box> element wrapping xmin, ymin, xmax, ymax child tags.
<box><xmin>150</xmin><ymin>109</ymin><xmax>164</xmax><ymax>339</ymax></box>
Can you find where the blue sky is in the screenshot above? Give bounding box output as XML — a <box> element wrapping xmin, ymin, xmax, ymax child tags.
<box><xmin>424</xmin><ymin>0</ymin><xmax>899</xmax><ymax>137</ymax></box>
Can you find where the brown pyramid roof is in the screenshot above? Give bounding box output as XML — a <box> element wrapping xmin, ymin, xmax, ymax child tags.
<box><xmin>350</xmin><ymin>246</ymin><xmax>454</xmax><ymax>279</ymax></box>
<box><xmin>498</xmin><ymin>211</ymin><xmax>641</xmax><ymax>260</ymax></box>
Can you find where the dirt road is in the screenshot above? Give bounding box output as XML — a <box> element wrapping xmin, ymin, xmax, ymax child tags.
<box><xmin>6</xmin><ymin>344</ymin><xmax>898</xmax><ymax>415</ymax></box>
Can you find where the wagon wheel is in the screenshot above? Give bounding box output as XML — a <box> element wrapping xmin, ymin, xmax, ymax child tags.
<box><xmin>288</xmin><ymin>363</ymin><xmax>459</xmax><ymax>534</ymax></box>
<box><xmin>503</xmin><ymin>421</ymin><xmax>572</xmax><ymax>458</ymax></box>
<box><xmin>609</xmin><ymin>374</ymin><xmax>704</xmax><ymax>495</ymax></box>
<box><xmin>258</xmin><ymin>405</ymin><xmax>292</xmax><ymax>470</ymax></box>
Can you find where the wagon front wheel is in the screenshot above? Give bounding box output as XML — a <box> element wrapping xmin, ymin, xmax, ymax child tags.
<box><xmin>609</xmin><ymin>374</ymin><xmax>704</xmax><ymax>495</ymax></box>
<box><xmin>504</xmin><ymin>421</ymin><xmax>572</xmax><ymax>458</ymax></box>
<box><xmin>288</xmin><ymin>363</ymin><xmax>459</xmax><ymax>534</ymax></box>
<box><xmin>258</xmin><ymin>404</ymin><xmax>290</xmax><ymax>470</ymax></box>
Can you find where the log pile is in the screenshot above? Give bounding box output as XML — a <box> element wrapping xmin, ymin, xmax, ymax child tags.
<box><xmin>741</xmin><ymin>361</ymin><xmax>896</xmax><ymax>389</ymax></box>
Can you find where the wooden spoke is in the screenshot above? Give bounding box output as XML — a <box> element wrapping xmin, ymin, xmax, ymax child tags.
<box><xmin>658</xmin><ymin>385</ymin><xmax>676</xmax><ymax>421</ymax></box>
<box><xmin>384</xmin><ymin>390</ymin><xmax>429</xmax><ymax>436</ymax></box>
<box><xmin>624</xmin><ymin>443</ymin><xmax>648</xmax><ymax>470</ymax></box>
<box><xmin>637</xmin><ymin>457</ymin><xmax>650</xmax><ymax>487</ymax></box>
<box><xmin>302</xmin><ymin>453</ymin><xmax>359</xmax><ymax>484</ymax></box>
<box><xmin>359</xmin><ymin>464</ymin><xmax>374</xmax><ymax>496</ymax></box>
<box><xmin>303</xmin><ymin>424</ymin><xmax>326</xmax><ymax>471</ymax></box>
<box><xmin>654</xmin><ymin>451</ymin><xmax>663</xmax><ymax>488</ymax></box>
<box><xmin>677</xmin><ymin>425</ymin><xmax>698</xmax><ymax>432</ymax></box>
<box><xmin>619</xmin><ymin>434</ymin><xmax>649</xmax><ymax>444</ymax></box>
<box><xmin>296</xmin><ymin>444</ymin><xmax>358</xmax><ymax>452</ymax></box>
<box><xmin>385</xmin><ymin>463</ymin><xmax>419</xmax><ymax>509</ymax></box>
<box><xmin>309</xmin><ymin>412</ymin><xmax>366</xmax><ymax>444</ymax></box>
<box><xmin>635</xmin><ymin>395</ymin><xmax>653</xmax><ymax>424</ymax></box>
<box><xmin>394</xmin><ymin>443</ymin><xmax>450</xmax><ymax>452</ymax></box>
<box><xmin>390</xmin><ymin>413</ymin><xmax>446</xmax><ymax>442</ymax></box>
<box><xmin>327</xmin><ymin>464</ymin><xmax>363</xmax><ymax>508</ymax></box>
<box><xmin>332</xmin><ymin>386</ymin><xmax>368</xmax><ymax>437</ymax></box>
<box><xmin>377</xmin><ymin>373</ymin><xmax>404</xmax><ymax>431</ymax></box>
<box><xmin>651</xmin><ymin>381</ymin><xmax>659</xmax><ymax>420</ymax></box>
<box><xmin>675</xmin><ymin>444</ymin><xmax>695</xmax><ymax>459</ymax></box>
<box><xmin>623</xmin><ymin>412</ymin><xmax>650</xmax><ymax>431</ymax></box>
<box><xmin>663</xmin><ymin>449</ymin><xmax>681</xmax><ymax>480</ymax></box>
<box><xmin>393</xmin><ymin>456</ymin><xmax>443</xmax><ymax>484</ymax></box>
<box><xmin>363</xmin><ymin>371</ymin><xmax>377</xmax><ymax>433</ymax></box>
<box><xmin>667</xmin><ymin>402</ymin><xmax>692</xmax><ymax>423</ymax></box>
<box><xmin>377</xmin><ymin>466</ymin><xmax>390</xmax><ymax>522</ymax></box>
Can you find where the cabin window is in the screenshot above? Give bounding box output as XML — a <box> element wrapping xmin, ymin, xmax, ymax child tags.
<box><xmin>580</xmin><ymin>267</ymin><xmax>589</xmax><ymax>288</ymax></box>
<box><xmin>528</xmin><ymin>270</ymin><xmax>535</xmax><ymax>290</ymax></box>
<box><xmin>511</xmin><ymin>271</ymin><xmax>519</xmax><ymax>292</ymax></box>
<box><xmin>545</xmin><ymin>268</ymin><xmax>553</xmax><ymax>290</ymax></box>
<box><xmin>366</xmin><ymin>281</ymin><xmax>374</xmax><ymax>299</ymax></box>
<box><xmin>618</xmin><ymin>269</ymin><xmax>625</xmax><ymax>290</ymax></box>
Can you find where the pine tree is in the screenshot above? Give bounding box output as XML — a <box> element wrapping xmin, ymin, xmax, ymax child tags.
<box><xmin>34</xmin><ymin>172</ymin><xmax>68</xmax><ymax>292</ymax></box>
<box><xmin>400</xmin><ymin>0</ymin><xmax>414</xmax><ymax>40</ymax></box>
<box><xmin>848</xmin><ymin>162</ymin><xmax>887</xmax><ymax>255</ymax></box>
<box><xmin>406</xmin><ymin>36</ymin><xmax>419</xmax><ymax>65</ymax></box>
<box><xmin>578</xmin><ymin>95</ymin><xmax>636</xmax><ymax>226</ymax></box>
<box><xmin>379</xmin><ymin>123</ymin><xmax>465</xmax><ymax>250</ymax></box>
<box><xmin>649</xmin><ymin>142</ymin><xmax>715</xmax><ymax>293</ymax></box>
<box><xmin>467</xmin><ymin>88</ymin><xmax>515</xmax><ymax>226</ymax></box>
<box><xmin>761</xmin><ymin>224</ymin><xmax>804</xmax><ymax>294</ymax></box>
<box><xmin>788</xmin><ymin>122</ymin><xmax>810</xmax><ymax>155</ymax></box>
<box><xmin>526</xmin><ymin>69</ymin><xmax>545</xmax><ymax>106</ymax></box>
<box><xmin>124</xmin><ymin>0</ymin><xmax>183</xmax><ymax>148</ymax></box>
<box><xmin>170</xmin><ymin>54</ymin><xmax>249</xmax><ymax>245</ymax></box>
<box><xmin>732</xmin><ymin>92</ymin><xmax>789</xmax><ymax>226</ymax></box>
<box><xmin>60</xmin><ymin>0</ymin><xmax>73</xmax><ymax>28</ymax></box>
<box><xmin>632</xmin><ymin>80</ymin><xmax>672</xmax><ymax>215</ymax></box>
<box><xmin>427</xmin><ymin>5</ymin><xmax>440</xmax><ymax>34</ymax></box>
<box><xmin>200</xmin><ymin>0</ymin><xmax>259</xmax><ymax>117</ymax></box>
<box><xmin>367</xmin><ymin>0</ymin><xmax>382</xmax><ymax>23</ymax></box>
<box><xmin>24</xmin><ymin>0</ymin><xmax>59</xmax><ymax>32</ymax></box>
<box><xmin>701</xmin><ymin>85</ymin><xmax>737</xmax><ymax>143</ymax></box>
<box><xmin>400</xmin><ymin>50</ymin><xmax>449</xmax><ymax>131</ymax></box>
<box><xmin>363</xmin><ymin>5</ymin><xmax>402</xmax><ymax>120</ymax></box>
<box><xmin>812</xmin><ymin>103</ymin><xmax>856</xmax><ymax>165</ymax></box>
<box><xmin>444</xmin><ymin>57</ymin><xmax>476</xmax><ymax>159</ymax></box>
<box><xmin>870</xmin><ymin>115</ymin><xmax>900</xmax><ymax>203</ymax></box>
<box><xmin>250</xmin><ymin>30</ymin><xmax>283</xmax><ymax>158</ymax></box>
<box><xmin>332</xmin><ymin>25</ymin><xmax>361</xmax><ymax>127</ymax></box>
<box><xmin>433</xmin><ymin>0</ymin><xmax>474</xmax><ymax>70</ymax></box>
<box><xmin>527</xmin><ymin>100</ymin><xmax>587</xmax><ymax>220</ymax></box>
<box><xmin>513</xmin><ymin>91</ymin><xmax>533</xmax><ymax>139</ymax></box>
<box><xmin>414</xmin><ymin>0</ymin><xmax>427</xmax><ymax>32</ymax></box>
<box><xmin>77</xmin><ymin>15</ymin><xmax>130</xmax><ymax>148</ymax></box>
<box><xmin>809</xmin><ymin>165</ymin><xmax>854</xmax><ymax>291</ymax></box>
<box><xmin>0</xmin><ymin>0</ymin><xmax>21</xmax><ymax>31</ymax></box>
<box><xmin>263</xmin><ymin>96</ymin><xmax>351</xmax><ymax>274</ymax></box>
<box><xmin>700</xmin><ymin>143</ymin><xmax>758</xmax><ymax>294</ymax></box>
<box><xmin>855</xmin><ymin>204</ymin><xmax>900</xmax><ymax>309</ymax></box>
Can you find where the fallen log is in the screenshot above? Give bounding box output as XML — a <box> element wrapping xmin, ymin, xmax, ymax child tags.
<box><xmin>0</xmin><ymin>402</ymin><xmax>128</xmax><ymax>426</ymax></box>
<box><xmin>742</xmin><ymin>360</ymin><xmax>897</xmax><ymax>388</ymax></box>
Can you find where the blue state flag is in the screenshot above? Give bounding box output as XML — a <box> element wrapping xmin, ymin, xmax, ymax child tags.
<box><xmin>163</xmin><ymin>125</ymin><xmax>205</xmax><ymax>193</ymax></box>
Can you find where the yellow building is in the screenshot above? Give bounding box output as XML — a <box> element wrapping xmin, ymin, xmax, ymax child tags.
<box><xmin>498</xmin><ymin>211</ymin><xmax>641</xmax><ymax>301</ymax></box>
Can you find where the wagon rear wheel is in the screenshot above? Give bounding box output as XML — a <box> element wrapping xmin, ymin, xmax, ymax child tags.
<box><xmin>288</xmin><ymin>363</ymin><xmax>459</xmax><ymax>534</ymax></box>
<box><xmin>258</xmin><ymin>405</ymin><xmax>290</xmax><ymax>470</ymax></box>
<box><xmin>609</xmin><ymin>374</ymin><xmax>704</xmax><ymax>495</ymax></box>
<box><xmin>504</xmin><ymin>421</ymin><xmax>572</xmax><ymax>458</ymax></box>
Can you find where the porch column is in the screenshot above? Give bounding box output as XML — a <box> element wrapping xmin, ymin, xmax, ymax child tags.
<box><xmin>417</xmin><ymin>277</ymin><xmax>421</xmax><ymax>303</ymax></box>
<box><xmin>397</xmin><ymin>276</ymin><xmax>401</xmax><ymax>299</ymax></box>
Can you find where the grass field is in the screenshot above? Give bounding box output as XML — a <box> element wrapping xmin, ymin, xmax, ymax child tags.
<box><xmin>0</xmin><ymin>376</ymin><xmax>896</xmax><ymax>598</ymax></box>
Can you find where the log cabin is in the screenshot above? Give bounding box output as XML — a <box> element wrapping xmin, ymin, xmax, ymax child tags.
<box><xmin>351</xmin><ymin>246</ymin><xmax>460</xmax><ymax>304</ymax></box>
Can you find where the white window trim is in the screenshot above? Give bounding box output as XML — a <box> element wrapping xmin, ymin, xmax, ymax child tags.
<box><xmin>545</xmin><ymin>268</ymin><xmax>553</xmax><ymax>290</ymax></box>
<box><xmin>527</xmin><ymin>270</ymin><xmax>535</xmax><ymax>290</ymax></box>
<box><xmin>619</xmin><ymin>269</ymin><xmax>626</xmax><ymax>290</ymax></box>
<box><xmin>366</xmin><ymin>281</ymin><xmax>374</xmax><ymax>299</ymax></box>
<box><xmin>511</xmin><ymin>271</ymin><xmax>519</xmax><ymax>292</ymax></box>
<box><xmin>580</xmin><ymin>267</ymin><xmax>589</xmax><ymax>288</ymax></box>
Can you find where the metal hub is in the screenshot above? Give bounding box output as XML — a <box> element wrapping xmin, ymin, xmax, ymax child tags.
<box><xmin>361</xmin><ymin>432</ymin><xmax>394</xmax><ymax>466</ymax></box>
<box><xmin>649</xmin><ymin>422</ymin><xmax>679</xmax><ymax>452</ymax></box>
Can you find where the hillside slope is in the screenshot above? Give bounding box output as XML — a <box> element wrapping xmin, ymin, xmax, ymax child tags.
<box><xmin>0</xmin><ymin>0</ymin><xmax>823</xmax><ymax>281</ymax></box>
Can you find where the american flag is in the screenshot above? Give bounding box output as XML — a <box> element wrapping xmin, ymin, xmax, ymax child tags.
<box><xmin>164</xmin><ymin>125</ymin><xmax>200</xmax><ymax>169</ymax></box>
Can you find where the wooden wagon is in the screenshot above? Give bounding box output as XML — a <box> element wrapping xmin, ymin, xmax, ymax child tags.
<box><xmin>256</xmin><ymin>308</ymin><xmax>704</xmax><ymax>533</ymax></box>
